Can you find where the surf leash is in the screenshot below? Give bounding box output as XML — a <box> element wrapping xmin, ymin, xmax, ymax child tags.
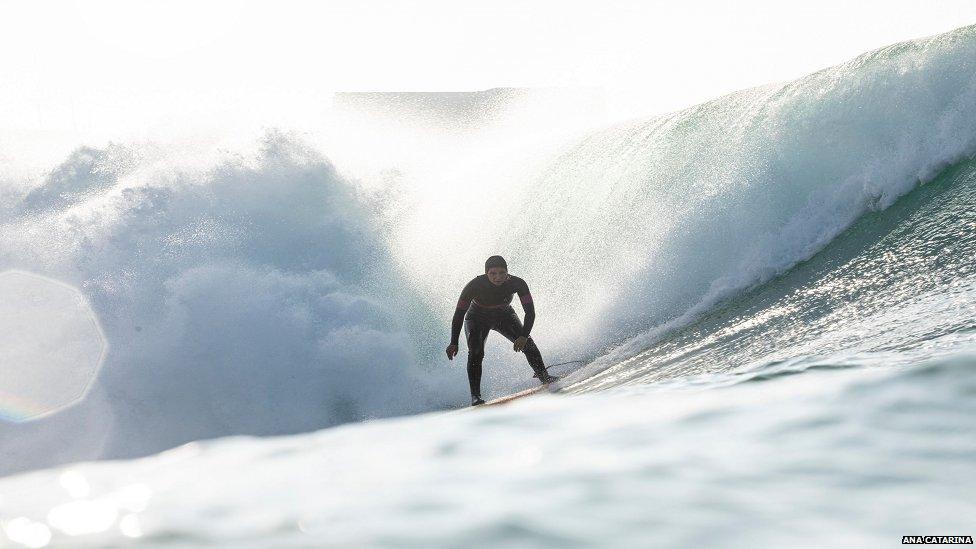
<box><xmin>543</xmin><ymin>360</ymin><xmax>586</xmax><ymax>376</ymax></box>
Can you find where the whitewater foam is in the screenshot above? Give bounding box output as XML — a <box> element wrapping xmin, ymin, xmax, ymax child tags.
<box><xmin>0</xmin><ymin>132</ymin><xmax>455</xmax><ymax>474</ymax></box>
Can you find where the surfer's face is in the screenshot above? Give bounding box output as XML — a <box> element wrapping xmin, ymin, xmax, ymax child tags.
<box><xmin>487</xmin><ymin>267</ymin><xmax>509</xmax><ymax>286</ymax></box>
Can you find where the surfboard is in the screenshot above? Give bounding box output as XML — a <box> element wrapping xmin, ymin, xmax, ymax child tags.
<box><xmin>453</xmin><ymin>361</ymin><xmax>584</xmax><ymax>411</ymax></box>
<box><xmin>480</xmin><ymin>379</ymin><xmax>561</xmax><ymax>407</ymax></box>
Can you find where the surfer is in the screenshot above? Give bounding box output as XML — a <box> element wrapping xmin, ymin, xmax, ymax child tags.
<box><xmin>446</xmin><ymin>255</ymin><xmax>557</xmax><ymax>406</ymax></box>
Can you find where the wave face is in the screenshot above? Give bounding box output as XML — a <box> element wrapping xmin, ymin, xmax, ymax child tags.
<box><xmin>572</xmin><ymin>155</ymin><xmax>976</xmax><ymax>389</ymax></box>
<box><xmin>501</xmin><ymin>25</ymin><xmax>976</xmax><ymax>360</ymax></box>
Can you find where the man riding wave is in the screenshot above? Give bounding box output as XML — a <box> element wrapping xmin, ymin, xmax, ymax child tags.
<box><xmin>446</xmin><ymin>255</ymin><xmax>557</xmax><ymax>406</ymax></box>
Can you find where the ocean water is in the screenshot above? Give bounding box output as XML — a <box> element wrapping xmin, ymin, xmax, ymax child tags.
<box><xmin>1</xmin><ymin>24</ymin><xmax>976</xmax><ymax>548</ymax></box>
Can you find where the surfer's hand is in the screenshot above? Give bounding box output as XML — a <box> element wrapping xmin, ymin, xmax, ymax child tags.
<box><xmin>446</xmin><ymin>344</ymin><xmax>458</xmax><ymax>360</ymax></box>
<box><xmin>513</xmin><ymin>336</ymin><xmax>528</xmax><ymax>352</ymax></box>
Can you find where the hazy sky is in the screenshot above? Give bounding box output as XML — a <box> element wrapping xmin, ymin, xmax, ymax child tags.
<box><xmin>1</xmin><ymin>1</ymin><xmax>975</xmax><ymax>152</ymax></box>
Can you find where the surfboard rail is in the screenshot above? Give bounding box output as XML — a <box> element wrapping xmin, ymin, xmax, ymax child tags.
<box><xmin>480</xmin><ymin>380</ymin><xmax>560</xmax><ymax>407</ymax></box>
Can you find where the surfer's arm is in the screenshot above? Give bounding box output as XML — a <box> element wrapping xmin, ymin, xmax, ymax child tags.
<box><xmin>517</xmin><ymin>283</ymin><xmax>535</xmax><ymax>338</ymax></box>
<box><xmin>450</xmin><ymin>281</ymin><xmax>475</xmax><ymax>345</ymax></box>
<box><xmin>450</xmin><ymin>306</ymin><xmax>467</xmax><ymax>346</ymax></box>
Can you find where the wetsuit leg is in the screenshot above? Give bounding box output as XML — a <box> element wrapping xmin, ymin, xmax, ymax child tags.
<box><xmin>464</xmin><ymin>313</ymin><xmax>492</xmax><ymax>398</ymax></box>
<box><xmin>493</xmin><ymin>307</ymin><xmax>548</xmax><ymax>379</ymax></box>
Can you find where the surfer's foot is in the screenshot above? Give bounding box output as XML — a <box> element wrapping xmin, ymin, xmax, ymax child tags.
<box><xmin>471</xmin><ymin>396</ymin><xmax>485</xmax><ymax>406</ymax></box>
<box><xmin>538</xmin><ymin>373</ymin><xmax>559</xmax><ymax>384</ymax></box>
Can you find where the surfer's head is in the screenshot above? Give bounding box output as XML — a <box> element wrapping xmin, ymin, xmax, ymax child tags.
<box><xmin>485</xmin><ymin>255</ymin><xmax>509</xmax><ymax>285</ymax></box>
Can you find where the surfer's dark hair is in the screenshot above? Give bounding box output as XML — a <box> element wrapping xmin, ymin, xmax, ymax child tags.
<box><xmin>485</xmin><ymin>255</ymin><xmax>508</xmax><ymax>272</ymax></box>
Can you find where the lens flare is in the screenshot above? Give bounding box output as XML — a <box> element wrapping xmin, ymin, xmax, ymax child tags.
<box><xmin>0</xmin><ymin>271</ymin><xmax>107</xmax><ymax>422</ymax></box>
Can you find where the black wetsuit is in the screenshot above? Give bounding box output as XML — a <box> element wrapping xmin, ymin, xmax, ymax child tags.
<box><xmin>450</xmin><ymin>274</ymin><xmax>547</xmax><ymax>398</ymax></box>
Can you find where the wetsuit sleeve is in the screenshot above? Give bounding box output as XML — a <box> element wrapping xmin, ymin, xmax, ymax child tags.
<box><xmin>450</xmin><ymin>279</ymin><xmax>476</xmax><ymax>346</ymax></box>
<box><xmin>516</xmin><ymin>279</ymin><xmax>535</xmax><ymax>338</ymax></box>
